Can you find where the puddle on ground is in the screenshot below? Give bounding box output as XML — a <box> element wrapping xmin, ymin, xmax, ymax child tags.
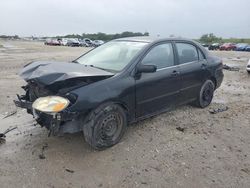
<box><xmin>2</xmin><ymin>43</ymin><xmax>25</xmax><ymax>50</ymax></box>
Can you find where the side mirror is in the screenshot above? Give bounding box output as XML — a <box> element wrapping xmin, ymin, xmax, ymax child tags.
<box><xmin>137</xmin><ymin>64</ymin><xmax>157</xmax><ymax>73</ymax></box>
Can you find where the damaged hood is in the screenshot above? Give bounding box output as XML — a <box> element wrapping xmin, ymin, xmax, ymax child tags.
<box><xmin>20</xmin><ymin>61</ymin><xmax>114</xmax><ymax>85</ymax></box>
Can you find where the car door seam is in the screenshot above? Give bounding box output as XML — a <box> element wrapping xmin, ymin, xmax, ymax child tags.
<box><xmin>137</xmin><ymin>90</ymin><xmax>179</xmax><ymax>105</ymax></box>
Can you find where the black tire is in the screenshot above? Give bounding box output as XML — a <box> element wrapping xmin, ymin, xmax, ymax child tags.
<box><xmin>247</xmin><ymin>70</ymin><xmax>250</xmax><ymax>74</ymax></box>
<box><xmin>83</xmin><ymin>103</ymin><xmax>127</xmax><ymax>150</ymax></box>
<box><xmin>195</xmin><ymin>80</ymin><xmax>215</xmax><ymax>108</ymax></box>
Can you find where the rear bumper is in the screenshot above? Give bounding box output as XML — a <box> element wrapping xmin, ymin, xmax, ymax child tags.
<box><xmin>14</xmin><ymin>96</ymin><xmax>81</xmax><ymax>135</ymax></box>
<box><xmin>215</xmin><ymin>70</ymin><xmax>224</xmax><ymax>89</ymax></box>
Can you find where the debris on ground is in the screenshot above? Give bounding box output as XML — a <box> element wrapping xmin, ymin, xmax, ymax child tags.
<box><xmin>241</xmin><ymin>168</ymin><xmax>250</xmax><ymax>175</ymax></box>
<box><xmin>209</xmin><ymin>106</ymin><xmax>229</xmax><ymax>114</ymax></box>
<box><xmin>0</xmin><ymin>126</ymin><xmax>17</xmax><ymax>138</ymax></box>
<box><xmin>39</xmin><ymin>143</ymin><xmax>48</xmax><ymax>160</ymax></box>
<box><xmin>223</xmin><ymin>64</ymin><xmax>240</xmax><ymax>71</ymax></box>
<box><xmin>39</xmin><ymin>153</ymin><xmax>46</xmax><ymax>159</ymax></box>
<box><xmin>231</xmin><ymin>57</ymin><xmax>248</xmax><ymax>62</ymax></box>
<box><xmin>65</xmin><ymin>168</ymin><xmax>75</xmax><ymax>173</ymax></box>
<box><xmin>0</xmin><ymin>138</ymin><xmax>6</xmax><ymax>144</ymax></box>
<box><xmin>176</xmin><ymin>126</ymin><xmax>186</xmax><ymax>132</ymax></box>
<box><xmin>2</xmin><ymin>110</ymin><xmax>17</xmax><ymax>119</ymax></box>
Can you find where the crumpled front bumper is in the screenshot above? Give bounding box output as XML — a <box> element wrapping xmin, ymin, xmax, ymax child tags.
<box><xmin>14</xmin><ymin>95</ymin><xmax>32</xmax><ymax>110</ymax></box>
<box><xmin>14</xmin><ymin>95</ymin><xmax>80</xmax><ymax>135</ymax></box>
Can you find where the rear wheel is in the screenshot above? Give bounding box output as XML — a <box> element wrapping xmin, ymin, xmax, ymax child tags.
<box><xmin>195</xmin><ymin>80</ymin><xmax>215</xmax><ymax>108</ymax></box>
<box><xmin>83</xmin><ymin>103</ymin><xmax>127</xmax><ymax>150</ymax></box>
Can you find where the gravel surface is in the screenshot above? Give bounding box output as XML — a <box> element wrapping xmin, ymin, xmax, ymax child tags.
<box><xmin>0</xmin><ymin>40</ymin><xmax>250</xmax><ymax>188</ymax></box>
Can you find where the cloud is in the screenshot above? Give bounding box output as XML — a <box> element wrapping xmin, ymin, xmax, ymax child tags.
<box><xmin>0</xmin><ymin>0</ymin><xmax>250</xmax><ymax>38</ymax></box>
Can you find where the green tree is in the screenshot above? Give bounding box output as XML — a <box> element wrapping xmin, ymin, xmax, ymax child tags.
<box><xmin>199</xmin><ymin>33</ymin><xmax>221</xmax><ymax>44</ymax></box>
<box><xmin>56</xmin><ymin>31</ymin><xmax>150</xmax><ymax>41</ymax></box>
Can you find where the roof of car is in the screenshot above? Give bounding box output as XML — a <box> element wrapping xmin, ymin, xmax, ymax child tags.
<box><xmin>114</xmin><ymin>36</ymin><xmax>195</xmax><ymax>43</ymax></box>
<box><xmin>113</xmin><ymin>36</ymin><xmax>208</xmax><ymax>55</ymax></box>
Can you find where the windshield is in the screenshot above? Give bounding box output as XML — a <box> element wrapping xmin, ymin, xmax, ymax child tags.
<box><xmin>76</xmin><ymin>41</ymin><xmax>148</xmax><ymax>72</ymax></box>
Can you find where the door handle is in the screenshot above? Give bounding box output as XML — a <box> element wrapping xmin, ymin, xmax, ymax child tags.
<box><xmin>171</xmin><ymin>70</ymin><xmax>180</xmax><ymax>77</ymax></box>
<box><xmin>201</xmin><ymin>63</ymin><xmax>207</xmax><ymax>69</ymax></box>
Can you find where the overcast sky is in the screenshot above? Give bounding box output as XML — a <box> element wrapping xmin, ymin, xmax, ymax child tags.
<box><xmin>1</xmin><ymin>0</ymin><xmax>250</xmax><ymax>38</ymax></box>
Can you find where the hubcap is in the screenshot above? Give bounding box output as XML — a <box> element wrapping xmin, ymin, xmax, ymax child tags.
<box><xmin>202</xmin><ymin>83</ymin><xmax>213</xmax><ymax>103</ymax></box>
<box><xmin>98</xmin><ymin>113</ymin><xmax>122</xmax><ymax>142</ymax></box>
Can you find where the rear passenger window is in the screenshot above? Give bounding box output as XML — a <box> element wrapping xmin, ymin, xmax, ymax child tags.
<box><xmin>176</xmin><ymin>43</ymin><xmax>198</xmax><ymax>64</ymax></box>
<box><xmin>141</xmin><ymin>43</ymin><xmax>174</xmax><ymax>69</ymax></box>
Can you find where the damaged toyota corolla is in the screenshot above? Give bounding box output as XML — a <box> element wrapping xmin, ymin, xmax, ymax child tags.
<box><xmin>14</xmin><ymin>37</ymin><xmax>224</xmax><ymax>150</ymax></box>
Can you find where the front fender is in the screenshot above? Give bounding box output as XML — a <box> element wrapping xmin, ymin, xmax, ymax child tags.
<box><xmin>67</xmin><ymin>75</ymin><xmax>136</xmax><ymax>121</ymax></box>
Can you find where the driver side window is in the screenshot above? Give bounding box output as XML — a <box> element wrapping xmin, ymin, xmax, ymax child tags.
<box><xmin>141</xmin><ymin>43</ymin><xmax>174</xmax><ymax>69</ymax></box>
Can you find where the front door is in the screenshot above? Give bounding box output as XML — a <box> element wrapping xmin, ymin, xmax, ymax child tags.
<box><xmin>135</xmin><ymin>42</ymin><xmax>181</xmax><ymax>118</ymax></box>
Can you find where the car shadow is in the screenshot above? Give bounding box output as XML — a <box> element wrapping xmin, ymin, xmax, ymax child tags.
<box><xmin>8</xmin><ymin>104</ymin><xmax>201</xmax><ymax>159</ymax></box>
<box><xmin>33</xmin><ymin>105</ymin><xmax>193</xmax><ymax>155</ymax></box>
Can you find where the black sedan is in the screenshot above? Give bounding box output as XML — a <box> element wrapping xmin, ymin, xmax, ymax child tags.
<box><xmin>14</xmin><ymin>37</ymin><xmax>224</xmax><ymax>150</ymax></box>
<box><xmin>208</xmin><ymin>43</ymin><xmax>220</xmax><ymax>50</ymax></box>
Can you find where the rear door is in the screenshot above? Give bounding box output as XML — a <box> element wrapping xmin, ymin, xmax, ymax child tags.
<box><xmin>135</xmin><ymin>42</ymin><xmax>181</xmax><ymax>117</ymax></box>
<box><xmin>175</xmin><ymin>42</ymin><xmax>207</xmax><ymax>104</ymax></box>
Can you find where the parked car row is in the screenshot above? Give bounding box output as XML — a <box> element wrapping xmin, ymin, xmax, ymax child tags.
<box><xmin>44</xmin><ymin>38</ymin><xmax>104</xmax><ymax>47</ymax></box>
<box><xmin>202</xmin><ymin>43</ymin><xmax>250</xmax><ymax>51</ymax></box>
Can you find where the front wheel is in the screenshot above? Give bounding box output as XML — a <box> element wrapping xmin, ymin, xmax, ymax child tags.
<box><xmin>83</xmin><ymin>103</ymin><xmax>127</xmax><ymax>150</ymax></box>
<box><xmin>195</xmin><ymin>80</ymin><xmax>215</xmax><ymax>108</ymax></box>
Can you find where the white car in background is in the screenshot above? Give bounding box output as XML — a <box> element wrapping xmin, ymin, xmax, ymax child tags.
<box><xmin>66</xmin><ymin>38</ymin><xmax>81</xmax><ymax>47</ymax></box>
<box><xmin>82</xmin><ymin>38</ymin><xmax>94</xmax><ymax>46</ymax></box>
<box><xmin>61</xmin><ymin>38</ymin><xmax>69</xmax><ymax>46</ymax></box>
<box><xmin>93</xmin><ymin>40</ymin><xmax>104</xmax><ymax>47</ymax></box>
<box><xmin>247</xmin><ymin>59</ymin><xmax>250</xmax><ymax>73</ymax></box>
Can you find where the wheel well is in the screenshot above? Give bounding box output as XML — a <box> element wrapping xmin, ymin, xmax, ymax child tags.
<box><xmin>209</xmin><ymin>77</ymin><xmax>217</xmax><ymax>88</ymax></box>
<box><xmin>114</xmin><ymin>102</ymin><xmax>129</xmax><ymax>113</ymax></box>
<box><xmin>113</xmin><ymin>102</ymin><xmax>130</xmax><ymax>122</ymax></box>
<box><xmin>82</xmin><ymin>101</ymin><xmax>129</xmax><ymax>124</ymax></box>
<box><xmin>92</xmin><ymin>101</ymin><xmax>129</xmax><ymax>115</ymax></box>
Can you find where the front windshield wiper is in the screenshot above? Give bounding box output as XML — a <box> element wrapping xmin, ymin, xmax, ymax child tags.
<box><xmin>72</xmin><ymin>59</ymin><xmax>79</xmax><ymax>63</ymax></box>
<box><xmin>83</xmin><ymin>64</ymin><xmax>117</xmax><ymax>73</ymax></box>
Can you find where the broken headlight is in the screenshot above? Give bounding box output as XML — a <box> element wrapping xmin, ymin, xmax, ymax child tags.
<box><xmin>32</xmin><ymin>96</ymin><xmax>70</xmax><ymax>113</ymax></box>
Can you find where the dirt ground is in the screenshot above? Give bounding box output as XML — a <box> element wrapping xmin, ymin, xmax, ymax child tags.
<box><xmin>0</xmin><ymin>39</ymin><xmax>250</xmax><ymax>188</ymax></box>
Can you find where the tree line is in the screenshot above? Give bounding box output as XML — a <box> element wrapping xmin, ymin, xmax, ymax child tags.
<box><xmin>198</xmin><ymin>33</ymin><xmax>250</xmax><ymax>44</ymax></box>
<box><xmin>1</xmin><ymin>32</ymin><xmax>249</xmax><ymax>44</ymax></box>
<box><xmin>0</xmin><ymin>31</ymin><xmax>149</xmax><ymax>41</ymax></box>
<box><xmin>0</xmin><ymin>35</ymin><xmax>20</xmax><ymax>39</ymax></box>
<box><xmin>56</xmin><ymin>31</ymin><xmax>149</xmax><ymax>41</ymax></box>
